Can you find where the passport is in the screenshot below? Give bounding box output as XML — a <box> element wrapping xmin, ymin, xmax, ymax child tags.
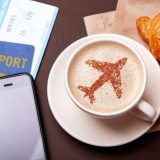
<box><xmin>0</xmin><ymin>0</ymin><xmax>59</xmax><ymax>78</ymax></box>
<box><xmin>0</xmin><ymin>41</ymin><xmax>34</xmax><ymax>76</ymax></box>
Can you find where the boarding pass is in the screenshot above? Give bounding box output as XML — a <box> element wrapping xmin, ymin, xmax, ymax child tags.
<box><xmin>0</xmin><ymin>0</ymin><xmax>58</xmax><ymax>78</ymax></box>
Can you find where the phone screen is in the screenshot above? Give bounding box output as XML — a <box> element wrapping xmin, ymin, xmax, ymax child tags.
<box><xmin>0</xmin><ymin>74</ymin><xmax>46</xmax><ymax>160</ymax></box>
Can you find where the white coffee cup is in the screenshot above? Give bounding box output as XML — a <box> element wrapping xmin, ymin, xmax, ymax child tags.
<box><xmin>65</xmin><ymin>37</ymin><xmax>156</xmax><ymax>122</ymax></box>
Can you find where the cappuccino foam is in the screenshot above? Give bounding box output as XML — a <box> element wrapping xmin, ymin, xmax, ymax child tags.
<box><xmin>68</xmin><ymin>41</ymin><xmax>144</xmax><ymax>113</ymax></box>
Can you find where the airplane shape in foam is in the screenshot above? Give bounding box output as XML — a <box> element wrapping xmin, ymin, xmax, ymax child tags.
<box><xmin>78</xmin><ymin>58</ymin><xmax>127</xmax><ymax>104</ymax></box>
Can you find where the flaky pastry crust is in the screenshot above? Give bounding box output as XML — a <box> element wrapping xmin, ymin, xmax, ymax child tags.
<box><xmin>137</xmin><ymin>13</ymin><xmax>160</xmax><ymax>60</ymax></box>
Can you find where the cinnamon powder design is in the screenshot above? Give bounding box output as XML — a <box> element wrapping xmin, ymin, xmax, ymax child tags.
<box><xmin>78</xmin><ymin>58</ymin><xmax>127</xmax><ymax>104</ymax></box>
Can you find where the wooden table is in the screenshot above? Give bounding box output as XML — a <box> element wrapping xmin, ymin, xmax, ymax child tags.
<box><xmin>35</xmin><ymin>0</ymin><xmax>160</xmax><ymax>159</ymax></box>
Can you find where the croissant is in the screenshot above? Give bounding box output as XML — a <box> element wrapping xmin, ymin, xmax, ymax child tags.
<box><xmin>136</xmin><ymin>13</ymin><xmax>160</xmax><ymax>61</ymax></box>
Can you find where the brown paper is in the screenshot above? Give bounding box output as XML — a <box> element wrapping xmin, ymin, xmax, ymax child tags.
<box><xmin>112</xmin><ymin>0</ymin><xmax>160</xmax><ymax>48</ymax></box>
<box><xmin>84</xmin><ymin>11</ymin><xmax>115</xmax><ymax>35</ymax></box>
<box><xmin>83</xmin><ymin>0</ymin><xmax>160</xmax><ymax>132</ymax></box>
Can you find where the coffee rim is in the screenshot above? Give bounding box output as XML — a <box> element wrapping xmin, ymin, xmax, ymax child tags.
<box><xmin>65</xmin><ymin>38</ymin><xmax>147</xmax><ymax>118</ymax></box>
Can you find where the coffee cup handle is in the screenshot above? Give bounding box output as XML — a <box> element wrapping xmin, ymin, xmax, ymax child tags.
<box><xmin>130</xmin><ymin>100</ymin><xmax>156</xmax><ymax>122</ymax></box>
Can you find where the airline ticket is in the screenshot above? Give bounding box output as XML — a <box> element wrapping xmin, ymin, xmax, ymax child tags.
<box><xmin>0</xmin><ymin>0</ymin><xmax>58</xmax><ymax>78</ymax></box>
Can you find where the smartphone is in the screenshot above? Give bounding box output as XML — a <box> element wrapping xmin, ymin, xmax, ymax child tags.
<box><xmin>0</xmin><ymin>73</ymin><xmax>47</xmax><ymax>160</ymax></box>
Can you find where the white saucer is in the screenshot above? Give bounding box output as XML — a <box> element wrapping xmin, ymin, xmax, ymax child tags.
<box><xmin>47</xmin><ymin>34</ymin><xmax>160</xmax><ymax>147</ymax></box>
